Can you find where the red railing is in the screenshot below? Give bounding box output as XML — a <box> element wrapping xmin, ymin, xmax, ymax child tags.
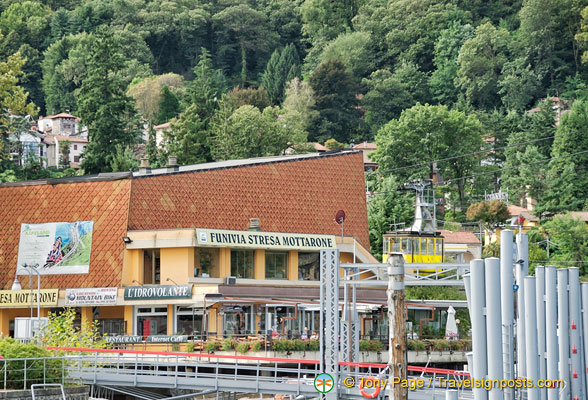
<box><xmin>47</xmin><ymin>346</ymin><xmax>470</xmax><ymax>377</ymax></box>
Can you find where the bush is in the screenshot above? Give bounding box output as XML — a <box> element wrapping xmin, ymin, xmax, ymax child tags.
<box><xmin>0</xmin><ymin>338</ymin><xmax>64</xmax><ymax>389</ymax></box>
<box><xmin>293</xmin><ymin>339</ymin><xmax>306</xmax><ymax>351</ymax></box>
<box><xmin>171</xmin><ymin>343</ymin><xmax>180</xmax><ymax>351</ymax></box>
<box><xmin>407</xmin><ymin>339</ymin><xmax>427</xmax><ymax>352</ymax></box>
<box><xmin>359</xmin><ymin>340</ymin><xmax>384</xmax><ymax>352</ymax></box>
<box><xmin>272</xmin><ymin>339</ymin><xmax>295</xmax><ymax>353</ymax></box>
<box><xmin>40</xmin><ymin>308</ymin><xmax>107</xmax><ymax>349</ymax></box>
<box><xmin>185</xmin><ymin>342</ymin><xmax>195</xmax><ymax>352</ymax></box>
<box><xmin>449</xmin><ymin>340</ymin><xmax>463</xmax><ymax>351</ymax></box>
<box><xmin>431</xmin><ymin>339</ymin><xmax>449</xmax><ymax>351</ymax></box>
<box><xmin>235</xmin><ymin>341</ymin><xmax>250</xmax><ymax>354</ymax></box>
<box><xmin>250</xmin><ymin>341</ymin><xmax>262</xmax><ymax>352</ymax></box>
<box><xmin>204</xmin><ymin>341</ymin><xmax>219</xmax><ymax>353</ymax></box>
<box><xmin>307</xmin><ymin>339</ymin><xmax>320</xmax><ymax>351</ymax></box>
<box><xmin>221</xmin><ymin>338</ymin><xmax>236</xmax><ymax>351</ymax></box>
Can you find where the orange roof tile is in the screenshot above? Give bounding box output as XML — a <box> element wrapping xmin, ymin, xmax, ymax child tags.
<box><xmin>129</xmin><ymin>152</ymin><xmax>370</xmax><ymax>249</ymax></box>
<box><xmin>44</xmin><ymin>112</ymin><xmax>78</xmax><ymax>119</ymax></box>
<box><xmin>43</xmin><ymin>135</ymin><xmax>88</xmax><ymax>145</ymax></box>
<box><xmin>0</xmin><ymin>179</ymin><xmax>131</xmax><ymax>289</ymax></box>
<box><xmin>439</xmin><ymin>230</ymin><xmax>481</xmax><ymax>245</ymax></box>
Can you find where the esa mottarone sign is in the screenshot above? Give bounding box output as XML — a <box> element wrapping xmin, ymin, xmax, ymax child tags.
<box><xmin>0</xmin><ymin>289</ymin><xmax>59</xmax><ymax>307</ymax></box>
<box><xmin>124</xmin><ymin>285</ymin><xmax>192</xmax><ymax>300</ymax></box>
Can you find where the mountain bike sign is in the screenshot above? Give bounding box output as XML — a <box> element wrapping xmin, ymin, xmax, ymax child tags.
<box><xmin>17</xmin><ymin>221</ymin><xmax>94</xmax><ymax>275</ymax></box>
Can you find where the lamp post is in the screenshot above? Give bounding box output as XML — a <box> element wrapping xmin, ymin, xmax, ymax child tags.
<box><xmin>12</xmin><ymin>264</ymin><xmax>41</xmax><ymax>335</ymax></box>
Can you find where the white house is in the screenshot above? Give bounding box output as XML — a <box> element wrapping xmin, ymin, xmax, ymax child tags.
<box><xmin>38</xmin><ymin>112</ymin><xmax>88</xmax><ymax>169</ymax></box>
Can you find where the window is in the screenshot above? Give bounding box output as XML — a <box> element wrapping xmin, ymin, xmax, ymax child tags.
<box><xmin>266</xmin><ymin>251</ymin><xmax>288</xmax><ymax>279</ymax></box>
<box><xmin>143</xmin><ymin>249</ymin><xmax>160</xmax><ymax>284</ymax></box>
<box><xmin>231</xmin><ymin>249</ymin><xmax>254</xmax><ymax>278</ymax></box>
<box><xmin>176</xmin><ymin>307</ymin><xmax>203</xmax><ymax>335</ymax></box>
<box><xmin>74</xmin><ymin>144</ymin><xmax>78</xmax><ymax>150</ymax></box>
<box><xmin>194</xmin><ymin>248</ymin><xmax>220</xmax><ymax>278</ymax></box>
<box><xmin>99</xmin><ymin>319</ymin><xmax>125</xmax><ymax>336</ymax></box>
<box><xmin>73</xmin><ymin>156</ymin><xmax>79</xmax><ymax>162</ymax></box>
<box><xmin>136</xmin><ymin>307</ymin><xmax>167</xmax><ymax>337</ymax></box>
<box><xmin>298</xmin><ymin>252</ymin><xmax>319</xmax><ymax>280</ymax></box>
<box><xmin>223</xmin><ymin>305</ymin><xmax>252</xmax><ymax>335</ymax></box>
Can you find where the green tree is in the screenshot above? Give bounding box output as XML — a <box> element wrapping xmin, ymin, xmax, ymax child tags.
<box><xmin>281</xmin><ymin>77</ymin><xmax>319</xmax><ymax>134</ymax></box>
<box><xmin>498</xmin><ymin>57</ymin><xmax>543</xmax><ymax>111</ymax></box>
<box><xmin>77</xmin><ymin>28</ymin><xmax>141</xmax><ymax>174</ymax></box>
<box><xmin>308</xmin><ymin>58</ymin><xmax>362</xmax><ymax>143</ymax></box>
<box><xmin>110</xmin><ymin>144</ymin><xmax>139</xmax><ymax>172</ymax></box>
<box><xmin>371</xmin><ymin>104</ymin><xmax>483</xmax><ymax>211</ymax></box>
<box><xmin>212</xmin><ymin>4</ymin><xmax>278</xmax><ymax>86</ymax></box>
<box><xmin>540</xmin><ymin>99</ymin><xmax>588</xmax><ymax>213</ymax></box>
<box><xmin>261</xmin><ymin>43</ymin><xmax>301</xmax><ymax>104</ymax></box>
<box><xmin>156</xmin><ymin>85</ymin><xmax>180</xmax><ymax>124</ymax></box>
<box><xmin>165</xmin><ymin>103</ymin><xmax>210</xmax><ymax>165</ymax></box>
<box><xmin>466</xmin><ymin>200</ymin><xmax>510</xmax><ymax>229</ymax></box>
<box><xmin>318</xmin><ymin>31</ymin><xmax>373</xmax><ymax>78</ymax></box>
<box><xmin>59</xmin><ymin>139</ymin><xmax>70</xmax><ymax>168</ymax></box>
<box><xmin>210</xmin><ymin>104</ymin><xmax>294</xmax><ymax>161</ymax></box>
<box><xmin>367</xmin><ymin>175</ymin><xmax>414</xmax><ymax>259</ymax></box>
<box><xmin>49</xmin><ymin>7</ymin><xmax>70</xmax><ymax>44</ymax></box>
<box><xmin>542</xmin><ymin>214</ymin><xmax>588</xmax><ymax>274</ymax></box>
<box><xmin>429</xmin><ymin>22</ymin><xmax>475</xmax><ymax>105</ymax></box>
<box><xmin>455</xmin><ymin>22</ymin><xmax>510</xmax><ymax>109</ymax></box>
<box><xmin>324</xmin><ymin>138</ymin><xmax>344</xmax><ymax>150</ymax></box>
<box><xmin>145</xmin><ymin>122</ymin><xmax>158</xmax><ymax>167</ymax></box>
<box><xmin>225</xmin><ymin>86</ymin><xmax>271</xmax><ymax>111</ymax></box>
<box><xmin>127</xmin><ymin>73</ymin><xmax>184</xmax><ymax>123</ymax></box>
<box><xmin>0</xmin><ymin>1</ymin><xmax>52</xmax><ymax>56</ymax></box>
<box><xmin>39</xmin><ymin>307</ymin><xmax>107</xmax><ymax>348</ymax></box>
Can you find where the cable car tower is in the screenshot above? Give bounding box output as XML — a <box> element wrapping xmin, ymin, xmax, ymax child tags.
<box><xmin>383</xmin><ymin>180</ymin><xmax>444</xmax><ymax>264</ymax></box>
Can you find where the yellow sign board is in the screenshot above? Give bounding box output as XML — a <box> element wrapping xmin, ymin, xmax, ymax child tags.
<box><xmin>0</xmin><ymin>289</ymin><xmax>59</xmax><ymax>307</ymax></box>
<box><xmin>196</xmin><ymin>229</ymin><xmax>337</xmax><ymax>251</ymax></box>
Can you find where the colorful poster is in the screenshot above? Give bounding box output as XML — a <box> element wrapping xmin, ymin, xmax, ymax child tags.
<box><xmin>65</xmin><ymin>287</ymin><xmax>117</xmax><ymax>306</ymax></box>
<box><xmin>17</xmin><ymin>221</ymin><xmax>94</xmax><ymax>275</ymax></box>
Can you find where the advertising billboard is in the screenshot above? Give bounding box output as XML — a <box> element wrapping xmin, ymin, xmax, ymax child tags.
<box><xmin>17</xmin><ymin>221</ymin><xmax>94</xmax><ymax>275</ymax></box>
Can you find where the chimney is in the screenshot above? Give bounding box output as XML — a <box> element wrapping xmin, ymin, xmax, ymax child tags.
<box><xmin>138</xmin><ymin>157</ymin><xmax>151</xmax><ymax>175</ymax></box>
<box><xmin>248</xmin><ymin>218</ymin><xmax>261</xmax><ymax>231</ymax></box>
<box><xmin>167</xmin><ymin>156</ymin><xmax>179</xmax><ymax>172</ymax></box>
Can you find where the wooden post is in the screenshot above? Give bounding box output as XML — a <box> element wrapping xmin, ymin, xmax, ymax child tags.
<box><xmin>387</xmin><ymin>253</ymin><xmax>407</xmax><ymax>400</ymax></box>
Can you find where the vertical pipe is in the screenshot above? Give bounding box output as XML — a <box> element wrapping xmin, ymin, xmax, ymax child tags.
<box><xmin>581</xmin><ymin>283</ymin><xmax>588</xmax><ymax>397</ymax></box>
<box><xmin>485</xmin><ymin>258</ymin><xmax>504</xmax><ymax>400</ymax></box>
<box><xmin>535</xmin><ymin>266</ymin><xmax>547</xmax><ymax>400</ymax></box>
<box><xmin>524</xmin><ymin>277</ymin><xmax>539</xmax><ymax>400</ymax></box>
<box><xmin>500</xmin><ymin>229</ymin><xmax>515</xmax><ymax>400</ymax></box>
<box><xmin>557</xmin><ymin>268</ymin><xmax>570</xmax><ymax>399</ymax></box>
<box><xmin>470</xmin><ymin>259</ymin><xmax>488</xmax><ymax>400</ymax></box>
<box><xmin>568</xmin><ymin>268</ymin><xmax>582</xmax><ymax>400</ymax></box>
<box><xmin>516</xmin><ymin>233</ymin><xmax>529</xmax><ymax>379</ymax></box>
<box><xmin>464</xmin><ymin>274</ymin><xmax>472</xmax><ymax>311</ymax></box>
<box><xmin>545</xmin><ymin>266</ymin><xmax>558</xmax><ymax>400</ymax></box>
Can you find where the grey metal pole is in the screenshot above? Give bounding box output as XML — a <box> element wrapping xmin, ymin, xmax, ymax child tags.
<box><xmin>464</xmin><ymin>274</ymin><xmax>472</xmax><ymax>311</ymax></box>
<box><xmin>557</xmin><ymin>268</ymin><xmax>570</xmax><ymax>399</ymax></box>
<box><xmin>500</xmin><ymin>230</ymin><xmax>515</xmax><ymax>400</ymax></box>
<box><xmin>387</xmin><ymin>253</ymin><xmax>407</xmax><ymax>400</ymax></box>
<box><xmin>535</xmin><ymin>266</ymin><xmax>547</xmax><ymax>400</ymax></box>
<box><xmin>524</xmin><ymin>276</ymin><xmax>539</xmax><ymax>400</ymax></box>
<box><xmin>580</xmin><ymin>283</ymin><xmax>588</xmax><ymax>397</ymax></box>
<box><xmin>568</xmin><ymin>267</ymin><xmax>582</xmax><ymax>400</ymax></box>
<box><xmin>544</xmin><ymin>266</ymin><xmax>558</xmax><ymax>400</ymax></box>
<box><xmin>516</xmin><ymin>233</ymin><xmax>529</xmax><ymax>379</ymax></box>
<box><xmin>470</xmin><ymin>259</ymin><xmax>488</xmax><ymax>400</ymax></box>
<box><xmin>485</xmin><ymin>257</ymin><xmax>504</xmax><ymax>400</ymax></box>
<box><xmin>446</xmin><ymin>390</ymin><xmax>458</xmax><ymax>400</ymax></box>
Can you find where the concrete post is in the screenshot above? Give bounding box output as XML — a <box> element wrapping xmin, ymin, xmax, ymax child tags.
<box><xmin>446</xmin><ymin>390</ymin><xmax>458</xmax><ymax>400</ymax></box>
<box><xmin>557</xmin><ymin>268</ymin><xmax>570</xmax><ymax>399</ymax></box>
<box><xmin>544</xmin><ymin>266</ymin><xmax>558</xmax><ymax>400</ymax></box>
<box><xmin>516</xmin><ymin>233</ymin><xmax>529</xmax><ymax>379</ymax></box>
<box><xmin>524</xmin><ymin>277</ymin><xmax>539</xmax><ymax>400</ymax></box>
<box><xmin>387</xmin><ymin>254</ymin><xmax>406</xmax><ymax>400</ymax></box>
<box><xmin>568</xmin><ymin>268</ymin><xmax>582</xmax><ymax>400</ymax></box>
<box><xmin>485</xmin><ymin>258</ymin><xmax>504</xmax><ymax>400</ymax></box>
<box><xmin>500</xmin><ymin>230</ymin><xmax>515</xmax><ymax>400</ymax></box>
<box><xmin>580</xmin><ymin>283</ymin><xmax>588</xmax><ymax>397</ymax></box>
<box><xmin>534</xmin><ymin>266</ymin><xmax>547</xmax><ymax>400</ymax></box>
<box><xmin>470</xmin><ymin>259</ymin><xmax>488</xmax><ymax>400</ymax></box>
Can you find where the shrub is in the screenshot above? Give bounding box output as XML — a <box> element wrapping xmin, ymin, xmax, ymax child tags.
<box><xmin>250</xmin><ymin>341</ymin><xmax>262</xmax><ymax>352</ymax></box>
<box><xmin>272</xmin><ymin>339</ymin><xmax>295</xmax><ymax>353</ymax></box>
<box><xmin>449</xmin><ymin>340</ymin><xmax>463</xmax><ymax>351</ymax></box>
<box><xmin>293</xmin><ymin>339</ymin><xmax>306</xmax><ymax>351</ymax></box>
<box><xmin>0</xmin><ymin>338</ymin><xmax>64</xmax><ymax>389</ymax></box>
<box><xmin>413</xmin><ymin>340</ymin><xmax>427</xmax><ymax>352</ymax></box>
<box><xmin>204</xmin><ymin>341</ymin><xmax>219</xmax><ymax>353</ymax></box>
<box><xmin>432</xmin><ymin>340</ymin><xmax>449</xmax><ymax>351</ymax></box>
<box><xmin>235</xmin><ymin>341</ymin><xmax>250</xmax><ymax>354</ymax></box>
<box><xmin>221</xmin><ymin>338</ymin><xmax>237</xmax><ymax>351</ymax></box>
<box><xmin>307</xmin><ymin>339</ymin><xmax>320</xmax><ymax>351</ymax></box>
<box><xmin>40</xmin><ymin>308</ymin><xmax>107</xmax><ymax>349</ymax></box>
<box><xmin>185</xmin><ymin>342</ymin><xmax>195</xmax><ymax>352</ymax></box>
<box><xmin>171</xmin><ymin>343</ymin><xmax>180</xmax><ymax>351</ymax></box>
<box><xmin>359</xmin><ymin>340</ymin><xmax>384</xmax><ymax>352</ymax></box>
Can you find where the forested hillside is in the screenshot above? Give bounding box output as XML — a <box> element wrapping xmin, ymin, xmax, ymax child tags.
<box><xmin>2</xmin><ymin>0</ymin><xmax>588</xmax><ymax>265</ymax></box>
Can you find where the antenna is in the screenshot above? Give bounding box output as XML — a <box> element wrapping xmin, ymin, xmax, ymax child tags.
<box><xmin>397</xmin><ymin>180</ymin><xmax>436</xmax><ymax>234</ymax></box>
<box><xmin>335</xmin><ymin>210</ymin><xmax>345</xmax><ymax>238</ymax></box>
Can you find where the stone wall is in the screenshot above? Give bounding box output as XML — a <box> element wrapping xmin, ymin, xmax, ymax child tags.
<box><xmin>0</xmin><ymin>385</ymin><xmax>89</xmax><ymax>400</ymax></box>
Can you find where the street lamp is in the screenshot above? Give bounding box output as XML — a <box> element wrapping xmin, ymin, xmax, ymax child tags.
<box><xmin>12</xmin><ymin>264</ymin><xmax>41</xmax><ymax>334</ymax></box>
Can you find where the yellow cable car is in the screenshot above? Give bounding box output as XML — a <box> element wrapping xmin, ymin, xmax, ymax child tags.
<box><xmin>382</xmin><ymin>232</ymin><xmax>444</xmax><ymax>271</ymax></box>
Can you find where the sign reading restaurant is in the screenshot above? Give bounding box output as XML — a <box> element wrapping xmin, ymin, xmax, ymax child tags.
<box><xmin>124</xmin><ymin>284</ymin><xmax>192</xmax><ymax>300</ymax></box>
<box><xmin>0</xmin><ymin>289</ymin><xmax>59</xmax><ymax>307</ymax></box>
<box><xmin>196</xmin><ymin>229</ymin><xmax>337</xmax><ymax>251</ymax></box>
